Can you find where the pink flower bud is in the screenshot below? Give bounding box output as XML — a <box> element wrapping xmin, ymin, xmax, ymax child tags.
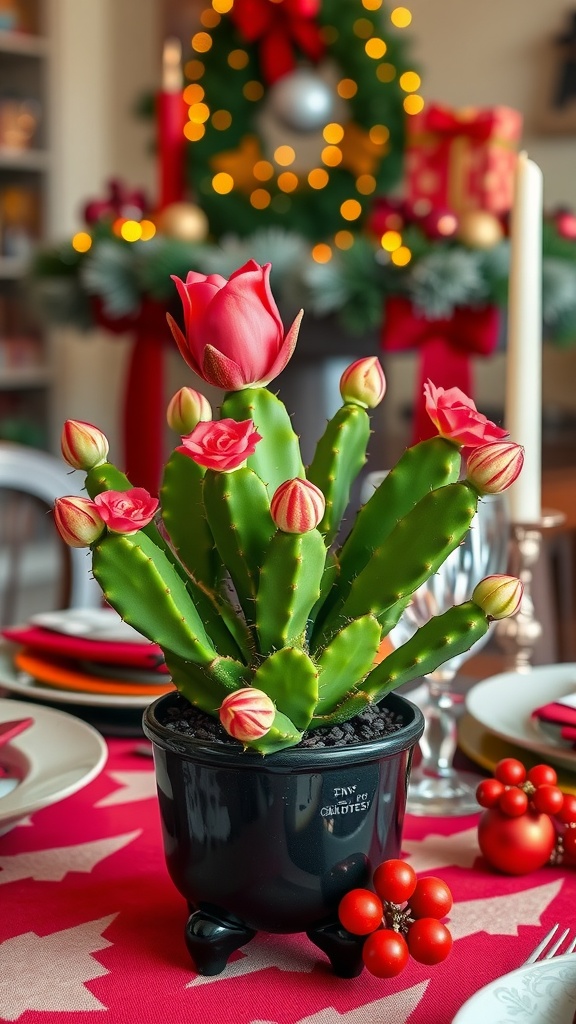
<box><xmin>166</xmin><ymin>387</ymin><xmax>212</xmax><ymax>435</ymax></box>
<box><xmin>93</xmin><ymin>488</ymin><xmax>159</xmax><ymax>534</ymax></box>
<box><xmin>219</xmin><ymin>688</ymin><xmax>275</xmax><ymax>742</ymax></box>
<box><xmin>340</xmin><ymin>357</ymin><xmax>386</xmax><ymax>408</ymax></box>
<box><xmin>270</xmin><ymin>478</ymin><xmax>326</xmax><ymax>533</ymax></box>
<box><xmin>466</xmin><ymin>441</ymin><xmax>524</xmax><ymax>494</ymax></box>
<box><xmin>168</xmin><ymin>260</ymin><xmax>302</xmax><ymax>390</ymax></box>
<box><xmin>53</xmin><ymin>496</ymin><xmax>105</xmax><ymax>548</ymax></box>
<box><xmin>61</xmin><ymin>419</ymin><xmax>109</xmax><ymax>470</ymax></box>
<box><xmin>473</xmin><ymin>575</ymin><xmax>524</xmax><ymax>619</ymax></box>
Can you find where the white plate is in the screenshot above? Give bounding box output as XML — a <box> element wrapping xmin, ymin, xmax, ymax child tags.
<box><xmin>0</xmin><ymin>697</ymin><xmax>107</xmax><ymax>835</ymax></box>
<box><xmin>0</xmin><ymin>649</ymin><xmax>158</xmax><ymax>709</ymax></box>
<box><xmin>465</xmin><ymin>664</ymin><xmax>576</xmax><ymax>773</ymax></box>
<box><xmin>452</xmin><ymin>954</ymin><xmax>576</xmax><ymax>1023</ymax></box>
<box><xmin>30</xmin><ymin>608</ymin><xmax>148</xmax><ymax>643</ymax></box>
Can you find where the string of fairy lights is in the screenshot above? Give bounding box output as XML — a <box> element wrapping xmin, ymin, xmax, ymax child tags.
<box><xmin>72</xmin><ymin>0</ymin><xmax>419</xmax><ymax>267</ymax></box>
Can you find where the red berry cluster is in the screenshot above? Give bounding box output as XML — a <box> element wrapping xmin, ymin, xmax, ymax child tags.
<box><xmin>337</xmin><ymin>859</ymin><xmax>453</xmax><ymax>978</ymax></box>
<box><xmin>476</xmin><ymin>758</ymin><xmax>576</xmax><ymax>865</ymax></box>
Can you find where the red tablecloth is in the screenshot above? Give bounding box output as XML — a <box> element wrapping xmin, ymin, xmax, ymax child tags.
<box><xmin>1</xmin><ymin>737</ymin><xmax>574</xmax><ymax>1024</ymax></box>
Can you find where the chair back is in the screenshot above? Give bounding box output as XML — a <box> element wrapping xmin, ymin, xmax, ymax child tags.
<box><xmin>0</xmin><ymin>443</ymin><xmax>101</xmax><ymax>626</ymax></box>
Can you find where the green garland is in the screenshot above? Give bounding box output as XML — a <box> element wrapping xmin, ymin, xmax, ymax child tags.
<box><xmin>28</xmin><ymin>218</ymin><xmax>576</xmax><ymax>346</ymax></box>
<box><xmin>186</xmin><ymin>0</ymin><xmax>411</xmax><ymax>240</ymax></box>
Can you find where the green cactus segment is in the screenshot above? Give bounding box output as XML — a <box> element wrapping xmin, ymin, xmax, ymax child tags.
<box><xmin>251</xmin><ymin>647</ymin><xmax>319</xmax><ymax>731</ymax></box>
<box><xmin>163</xmin><ymin>651</ymin><xmax>243</xmax><ymax>713</ymax></box>
<box><xmin>85</xmin><ymin>460</ymin><xmax>172</xmax><ymax>557</ymax></box>
<box><xmin>202</xmin><ymin>467</ymin><xmax>275</xmax><ymax>621</ymax></box>
<box><xmin>314</xmin><ymin>615</ymin><xmax>381</xmax><ymax>716</ymax></box>
<box><xmin>337</xmin><ymin>437</ymin><xmax>462</xmax><ymax>585</ymax></box>
<box><xmin>245</xmin><ymin>709</ymin><xmax>303</xmax><ymax>754</ymax></box>
<box><xmin>313</xmin><ymin>601</ymin><xmax>489</xmax><ymax>727</ymax></box>
<box><xmin>220</xmin><ymin>387</ymin><xmax>304</xmax><ymax>493</ymax></box>
<box><xmin>160</xmin><ymin>449</ymin><xmax>220</xmax><ymax>589</ymax></box>
<box><xmin>85</xmin><ymin>462</ymin><xmax>132</xmax><ymax>498</ymax></box>
<box><xmin>363</xmin><ymin>600</ymin><xmax>490</xmax><ymax>702</ymax></box>
<box><xmin>91</xmin><ymin>530</ymin><xmax>218</xmax><ymax>665</ymax></box>
<box><xmin>256</xmin><ymin>529</ymin><xmax>326</xmax><ymax>654</ymax></box>
<box><xmin>316</xmin><ymin>481</ymin><xmax>478</xmax><ymax>644</ymax></box>
<box><xmin>311</xmin><ymin>691</ymin><xmax>373</xmax><ymax>727</ymax></box>
<box><xmin>308</xmin><ymin>550</ymin><xmax>339</xmax><ymax>629</ymax></box>
<box><xmin>307</xmin><ymin>404</ymin><xmax>371</xmax><ymax>546</ymax></box>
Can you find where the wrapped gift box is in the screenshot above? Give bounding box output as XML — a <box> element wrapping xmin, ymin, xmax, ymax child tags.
<box><xmin>405</xmin><ymin>103</ymin><xmax>523</xmax><ymax>215</ymax></box>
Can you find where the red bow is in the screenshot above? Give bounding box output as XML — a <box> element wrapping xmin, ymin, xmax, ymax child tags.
<box><xmin>425</xmin><ymin>104</ymin><xmax>496</xmax><ymax>142</ymax></box>
<box><xmin>83</xmin><ymin>179</ymin><xmax>149</xmax><ymax>226</ymax></box>
<box><xmin>230</xmin><ymin>0</ymin><xmax>325</xmax><ymax>84</ymax></box>
<box><xmin>381</xmin><ymin>297</ymin><xmax>501</xmax><ymax>444</ymax></box>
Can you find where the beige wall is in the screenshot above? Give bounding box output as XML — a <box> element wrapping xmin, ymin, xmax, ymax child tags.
<box><xmin>47</xmin><ymin>0</ymin><xmax>159</xmax><ymax>454</ymax></box>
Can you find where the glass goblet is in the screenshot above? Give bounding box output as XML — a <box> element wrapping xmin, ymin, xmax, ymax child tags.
<box><xmin>391</xmin><ymin>492</ymin><xmax>509</xmax><ymax>816</ymax></box>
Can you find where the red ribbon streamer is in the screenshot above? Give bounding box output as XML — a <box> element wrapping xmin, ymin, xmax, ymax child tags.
<box><xmin>381</xmin><ymin>296</ymin><xmax>501</xmax><ymax>444</ymax></box>
<box><xmin>230</xmin><ymin>0</ymin><xmax>325</xmax><ymax>83</ymax></box>
<box><xmin>91</xmin><ymin>299</ymin><xmax>167</xmax><ymax>497</ymax></box>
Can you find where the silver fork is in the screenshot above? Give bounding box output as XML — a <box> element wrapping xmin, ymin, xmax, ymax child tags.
<box><xmin>524</xmin><ymin>923</ymin><xmax>576</xmax><ymax>964</ymax></box>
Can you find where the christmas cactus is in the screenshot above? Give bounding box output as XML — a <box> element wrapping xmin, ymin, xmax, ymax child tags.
<box><xmin>55</xmin><ymin>260</ymin><xmax>524</xmax><ymax>754</ymax></box>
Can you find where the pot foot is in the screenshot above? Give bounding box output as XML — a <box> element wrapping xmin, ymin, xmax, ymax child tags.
<box><xmin>185</xmin><ymin>910</ymin><xmax>256</xmax><ymax>976</ymax></box>
<box><xmin>306</xmin><ymin>921</ymin><xmax>365</xmax><ymax>978</ymax></box>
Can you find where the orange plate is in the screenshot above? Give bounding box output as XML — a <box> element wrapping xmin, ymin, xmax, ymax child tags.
<box><xmin>14</xmin><ymin>649</ymin><xmax>174</xmax><ymax>698</ymax></box>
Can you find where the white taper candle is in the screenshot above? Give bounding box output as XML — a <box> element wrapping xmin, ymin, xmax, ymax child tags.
<box><xmin>505</xmin><ymin>151</ymin><xmax>543</xmax><ymax>523</ymax></box>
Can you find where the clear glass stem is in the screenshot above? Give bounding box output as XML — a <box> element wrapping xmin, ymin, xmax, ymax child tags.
<box><xmin>418</xmin><ymin>674</ymin><xmax>458</xmax><ymax>779</ymax></box>
<box><xmin>407</xmin><ymin>672</ymin><xmax>485</xmax><ymax>817</ymax></box>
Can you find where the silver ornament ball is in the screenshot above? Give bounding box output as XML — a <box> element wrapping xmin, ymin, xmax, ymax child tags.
<box><xmin>269</xmin><ymin>67</ymin><xmax>335</xmax><ymax>133</ymax></box>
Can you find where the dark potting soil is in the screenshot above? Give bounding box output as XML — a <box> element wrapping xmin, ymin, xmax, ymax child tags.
<box><xmin>162</xmin><ymin>693</ymin><xmax>405</xmax><ymax>749</ymax></box>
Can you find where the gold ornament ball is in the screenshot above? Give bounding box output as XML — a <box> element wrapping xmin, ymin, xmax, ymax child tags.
<box><xmin>155</xmin><ymin>202</ymin><xmax>209</xmax><ymax>242</ymax></box>
<box><xmin>456</xmin><ymin>210</ymin><xmax>504</xmax><ymax>249</ymax></box>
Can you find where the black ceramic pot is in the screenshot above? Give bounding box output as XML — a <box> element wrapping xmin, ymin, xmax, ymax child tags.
<box><xmin>142</xmin><ymin>691</ymin><xmax>424</xmax><ymax>977</ymax></box>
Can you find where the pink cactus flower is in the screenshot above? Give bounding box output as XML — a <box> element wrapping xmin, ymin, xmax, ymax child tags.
<box><xmin>166</xmin><ymin>386</ymin><xmax>212</xmax><ymax>435</ymax></box>
<box><xmin>178</xmin><ymin>418</ymin><xmax>262</xmax><ymax>472</ymax></box>
<box><xmin>270</xmin><ymin>478</ymin><xmax>326</xmax><ymax>533</ymax></box>
<box><xmin>93</xmin><ymin>488</ymin><xmax>159</xmax><ymax>534</ymax></box>
<box><xmin>340</xmin><ymin>357</ymin><xmax>386</xmax><ymax>408</ymax></box>
<box><xmin>167</xmin><ymin>259</ymin><xmax>303</xmax><ymax>390</ymax></box>
<box><xmin>219</xmin><ymin>688</ymin><xmax>276</xmax><ymax>742</ymax></box>
<box><xmin>473</xmin><ymin>575</ymin><xmax>524</xmax><ymax>619</ymax></box>
<box><xmin>53</xmin><ymin>496</ymin><xmax>105</xmax><ymax>548</ymax></box>
<box><xmin>61</xmin><ymin>419</ymin><xmax>109</xmax><ymax>471</ymax></box>
<box><xmin>424</xmin><ymin>380</ymin><xmax>509</xmax><ymax>448</ymax></box>
<box><xmin>466</xmin><ymin>441</ymin><xmax>524</xmax><ymax>494</ymax></box>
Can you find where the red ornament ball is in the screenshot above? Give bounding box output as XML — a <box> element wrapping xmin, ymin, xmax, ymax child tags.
<box><xmin>527</xmin><ymin>764</ymin><xmax>558</xmax><ymax>788</ymax></box>
<box><xmin>338</xmin><ymin>889</ymin><xmax>383</xmax><ymax>935</ymax></box>
<box><xmin>421</xmin><ymin>207</ymin><xmax>459</xmax><ymax>240</ymax></box>
<box><xmin>409</xmin><ymin>876</ymin><xmax>453</xmax><ymax>919</ymax></box>
<box><xmin>362</xmin><ymin>929</ymin><xmax>409</xmax><ymax>978</ymax></box>
<box><xmin>373</xmin><ymin>858</ymin><xmax>417</xmax><ymax>905</ymax></box>
<box><xmin>556</xmin><ymin>211</ymin><xmax>576</xmax><ymax>240</ymax></box>
<box><xmin>407</xmin><ymin>917</ymin><xmax>453</xmax><ymax>965</ymax></box>
<box><xmin>478</xmin><ymin>807</ymin><xmax>556</xmax><ymax>874</ymax></box>
<box><xmin>557</xmin><ymin>794</ymin><xmax>576</xmax><ymax>825</ymax></box>
<box><xmin>476</xmin><ymin>778</ymin><xmax>505</xmax><ymax>808</ymax></box>
<box><xmin>494</xmin><ymin>757</ymin><xmax>526</xmax><ymax>786</ymax></box>
<box><xmin>498</xmin><ymin>786</ymin><xmax>529</xmax><ymax>817</ymax></box>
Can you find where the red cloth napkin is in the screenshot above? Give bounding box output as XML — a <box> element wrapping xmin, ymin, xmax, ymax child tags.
<box><xmin>2</xmin><ymin>625</ymin><xmax>167</xmax><ymax>672</ymax></box>
<box><xmin>531</xmin><ymin>691</ymin><xmax>576</xmax><ymax>745</ymax></box>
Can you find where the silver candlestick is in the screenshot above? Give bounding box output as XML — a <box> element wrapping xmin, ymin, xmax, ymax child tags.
<box><xmin>494</xmin><ymin>509</ymin><xmax>565</xmax><ymax>671</ymax></box>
